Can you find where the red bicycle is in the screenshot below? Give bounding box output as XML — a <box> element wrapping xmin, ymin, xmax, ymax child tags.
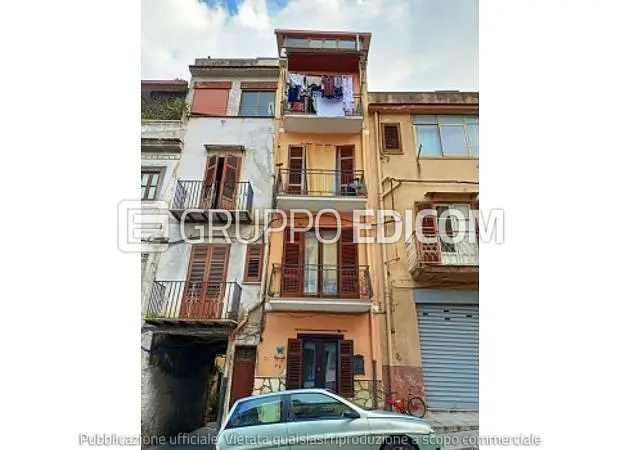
<box><xmin>383</xmin><ymin>388</ymin><xmax>427</xmax><ymax>418</ymax></box>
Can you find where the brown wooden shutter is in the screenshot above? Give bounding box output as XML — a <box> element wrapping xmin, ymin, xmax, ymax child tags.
<box><xmin>219</xmin><ymin>155</ymin><xmax>241</xmax><ymax>210</ymax></box>
<box><xmin>287</xmin><ymin>146</ymin><xmax>305</xmax><ymax>195</ymax></box>
<box><xmin>337</xmin><ymin>146</ymin><xmax>355</xmax><ymax>193</ymax></box>
<box><xmin>243</xmin><ymin>244</ymin><xmax>264</xmax><ymax>283</ymax></box>
<box><xmin>205</xmin><ymin>244</ymin><xmax>230</xmax><ymax>301</ymax></box>
<box><xmin>201</xmin><ymin>155</ymin><xmax>218</xmax><ymax>209</ymax></box>
<box><xmin>472</xmin><ymin>201</ymin><xmax>479</xmax><ymax>243</ymax></box>
<box><xmin>415</xmin><ymin>202</ymin><xmax>440</xmax><ymax>264</ymax></box>
<box><xmin>191</xmin><ymin>88</ymin><xmax>229</xmax><ymax>116</ymax></box>
<box><xmin>282</xmin><ymin>229</ymin><xmax>303</xmax><ymax>296</ymax></box>
<box><xmin>286</xmin><ymin>338</ymin><xmax>303</xmax><ymax>390</ymax></box>
<box><xmin>338</xmin><ymin>340</ymin><xmax>354</xmax><ymax>398</ymax></box>
<box><xmin>339</xmin><ymin>228</ymin><xmax>359</xmax><ymax>298</ymax></box>
<box><xmin>181</xmin><ymin>245</ymin><xmax>209</xmax><ymax>318</ymax></box>
<box><xmin>382</xmin><ymin>123</ymin><xmax>401</xmax><ymax>152</ymax></box>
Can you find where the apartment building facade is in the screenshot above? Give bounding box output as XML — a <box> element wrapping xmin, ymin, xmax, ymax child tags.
<box><xmin>140</xmin><ymin>79</ymin><xmax>189</xmax><ymax>436</ymax></box>
<box><xmin>141</xmin><ymin>59</ymin><xmax>279</xmax><ymax>431</ymax></box>
<box><xmin>367</xmin><ymin>91</ymin><xmax>479</xmax><ymax>411</ymax></box>
<box><xmin>253</xmin><ymin>29</ymin><xmax>384</xmax><ymax>408</ymax></box>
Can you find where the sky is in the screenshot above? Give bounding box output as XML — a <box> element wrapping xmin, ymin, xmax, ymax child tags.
<box><xmin>141</xmin><ymin>0</ymin><xmax>478</xmax><ymax>92</ymax></box>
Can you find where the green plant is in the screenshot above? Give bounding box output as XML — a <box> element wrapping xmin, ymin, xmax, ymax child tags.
<box><xmin>141</xmin><ymin>96</ymin><xmax>187</xmax><ymax>120</ymax></box>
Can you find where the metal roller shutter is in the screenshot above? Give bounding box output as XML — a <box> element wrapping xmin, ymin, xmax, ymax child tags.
<box><xmin>417</xmin><ymin>304</ymin><xmax>479</xmax><ymax>410</ymax></box>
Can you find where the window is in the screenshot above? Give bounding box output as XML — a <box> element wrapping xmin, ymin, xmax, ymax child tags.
<box><xmin>141</xmin><ymin>169</ymin><xmax>161</xmax><ymax>200</ymax></box>
<box><xmin>243</xmin><ymin>245</ymin><xmax>264</xmax><ymax>283</ymax></box>
<box><xmin>227</xmin><ymin>396</ymin><xmax>284</xmax><ymax>429</ymax></box>
<box><xmin>414</xmin><ymin>115</ymin><xmax>478</xmax><ymax>157</ymax></box>
<box><xmin>239</xmin><ymin>91</ymin><xmax>275</xmax><ymax>116</ymax></box>
<box><xmin>290</xmin><ymin>393</ymin><xmax>356</xmax><ymax>421</ymax></box>
<box><xmin>191</xmin><ymin>88</ymin><xmax>229</xmax><ymax>116</ymax></box>
<box><xmin>381</xmin><ymin>123</ymin><xmax>401</xmax><ymax>153</ymax></box>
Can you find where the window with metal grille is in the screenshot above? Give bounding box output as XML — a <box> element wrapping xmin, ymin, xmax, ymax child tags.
<box><xmin>381</xmin><ymin>123</ymin><xmax>401</xmax><ymax>153</ymax></box>
<box><xmin>243</xmin><ymin>245</ymin><xmax>264</xmax><ymax>283</ymax></box>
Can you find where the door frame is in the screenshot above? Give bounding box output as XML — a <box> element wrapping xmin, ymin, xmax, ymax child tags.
<box><xmin>297</xmin><ymin>334</ymin><xmax>343</xmax><ymax>392</ymax></box>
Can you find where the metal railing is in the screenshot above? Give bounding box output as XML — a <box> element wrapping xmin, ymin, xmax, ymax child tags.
<box><xmin>276</xmin><ymin>169</ymin><xmax>367</xmax><ymax>197</ymax></box>
<box><xmin>172</xmin><ymin>180</ymin><xmax>253</xmax><ymax>212</ymax></box>
<box><xmin>146</xmin><ymin>281</ymin><xmax>242</xmax><ymax>321</ymax></box>
<box><xmin>282</xmin><ymin>94</ymin><xmax>362</xmax><ymax>116</ymax></box>
<box><xmin>269</xmin><ymin>264</ymin><xmax>372</xmax><ymax>300</ymax></box>
<box><xmin>405</xmin><ymin>232</ymin><xmax>479</xmax><ymax>269</ymax></box>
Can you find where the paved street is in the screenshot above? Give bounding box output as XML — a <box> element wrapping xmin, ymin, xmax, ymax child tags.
<box><xmin>147</xmin><ymin>427</ymin><xmax>479</xmax><ymax>450</ymax></box>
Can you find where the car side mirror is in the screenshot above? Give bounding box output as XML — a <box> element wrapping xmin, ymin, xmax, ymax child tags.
<box><xmin>341</xmin><ymin>410</ymin><xmax>360</xmax><ymax>419</ymax></box>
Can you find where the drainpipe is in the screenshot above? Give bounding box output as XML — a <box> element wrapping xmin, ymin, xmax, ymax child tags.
<box><xmin>359</xmin><ymin>64</ymin><xmax>377</xmax><ymax>408</ymax></box>
<box><xmin>374</xmin><ymin>110</ymin><xmax>395</xmax><ymax>394</ymax></box>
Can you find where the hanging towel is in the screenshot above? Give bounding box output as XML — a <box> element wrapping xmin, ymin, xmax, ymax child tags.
<box><xmin>313</xmin><ymin>91</ymin><xmax>345</xmax><ymax>117</ymax></box>
<box><xmin>322</xmin><ymin>76</ymin><xmax>335</xmax><ymax>97</ymax></box>
<box><xmin>342</xmin><ymin>75</ymin><xmax>354</xmax><ymax>113</ymax></box>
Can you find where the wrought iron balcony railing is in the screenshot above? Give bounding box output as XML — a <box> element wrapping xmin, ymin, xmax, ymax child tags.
<box><xmin>269</xmin><ymin>264</ymin><xmax>372</xmax><ymax>300</ymax></box>
<box><xmin>145</xmin><ymin>280</ymin><xmax>242</xmax><ymax>321</ymax></box>
<box><xmin>405</xmin><ymin>232</ymin><xmax>479</xmax><ymax>269</ymax></box>
<box><xmin>171</xmin><ymin>180</ymin><xmax>253</xmax><ymax>219</ymax></box>
<box><xmin>276</xmin><ymin>169</ymin><xmax>367</xmax><ymax>197</ymax></box>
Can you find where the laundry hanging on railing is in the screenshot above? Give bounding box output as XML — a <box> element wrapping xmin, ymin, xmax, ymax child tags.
<box><xmin>286</xmin><ymin>72</ymin><xmax>354</xmax><ymax>116</ymax></box>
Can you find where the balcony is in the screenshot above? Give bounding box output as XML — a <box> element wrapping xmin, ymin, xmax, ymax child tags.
<box><xmin>144</xmin><ymin>281</ymin><xmax>242</xmax><ymax>331</ymax></box>
<box><xmin>267</xmin><ymin>264</ymin><xmax>372</xmax><ymax>313</ymax></box>
<box><xmin>170</xmin><ymin>180</ymin><xmax>253</xmax><ymax>223</ymax></box>
<box><xmin>405</xmin><ymin>232</ymin><xmax>479</xmax><ymax>284</ymax></box>
<box><xmin>141</xmin><ymin>120</ymin><xmax>184</xmax><ymax>153</ymax></box>
<box><xmin>275</xmin><ymin>169</ymin><xmax>367</xmax><ymax>212</ymax></box>
<box><xmin>281</xmin><ymin>94</ymin><xmax>363</xmax><ymax>134</ymax></box>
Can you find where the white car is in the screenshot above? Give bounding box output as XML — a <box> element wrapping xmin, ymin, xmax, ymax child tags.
<box><xmin>217</xmin><ymin>388</ymin><xmax>441</xmax><ymax>450</ymax></box>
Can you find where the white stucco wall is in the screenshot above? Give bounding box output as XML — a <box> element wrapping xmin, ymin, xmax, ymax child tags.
<box><xmin>151</xmin><ymin>74</ymin><xmax>276</xmax><ymax>316</ymax></box>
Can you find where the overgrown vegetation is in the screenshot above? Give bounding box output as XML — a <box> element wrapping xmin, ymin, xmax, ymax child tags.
<box><xmin>141</xmin><ymin>97</ymin><xmax>187</xmax><ymax>120</ymax></box>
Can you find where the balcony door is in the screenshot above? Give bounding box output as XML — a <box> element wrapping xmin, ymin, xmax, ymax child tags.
<box><xmin>201</xmin><ymin>154</ymin><xmax>241</xmax><ymax>210</ymax></box>
<box><xmin>180</xmin><ymin>244</ymin><xmax>230</xmax><ymax>319</ymax></box>
<box><xmin>283</xmin><ymin>229</ymin><xmax>358</xmax><ymax>298</ymax></box>
<box><xmin>286</xmin><ymin>337</ymin><xmax>354</xmax><ymax>398</ymax></box>
<box><xmin>286</xmin><ymin>145</ymin><xmax>354</xmax><ymax>196</ymax></box>
<box><xmin>435</xmin><ymin>204</ymin><xmax>478</xmax><ymax>266</ymax></box>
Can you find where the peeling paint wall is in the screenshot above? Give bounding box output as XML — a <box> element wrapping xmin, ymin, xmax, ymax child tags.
<box><xmin>154</xmin><ymin>73</ymin><xmax>275</xmax><ymax>314</ymax></box>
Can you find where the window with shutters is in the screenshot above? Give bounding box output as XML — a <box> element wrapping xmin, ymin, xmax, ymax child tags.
<box><xmin>281</xmin><ymin>228</ymin><xmax>360</xmax><ymax>298</ymax></box>
<box><xmin>191</xmin><ymin>83</ymin><xmax>231</xmax><ymax>116</ymax></box>
<box><xmin>202</xmin><ymin>153</ymin><xmax>242</xmax><ymax>210</ymax></box>
<box><xmin>381</xmin><ymin>123</ymin><xmax>402</xmax><ymax>153</ymax></box>
<box><xmin>414</xmin><ymin>115</ymin><xmax>478</xmax><ymax>157</ymax></box>
<box><xmin>180</xmin><ymin>244</ymin><xmax>231</xmax><ymax>319</ymax></box>
<box><xmin>243</xmin><ymin>244</ymin><xmax>264</xmax><ymax>283</ymax></box>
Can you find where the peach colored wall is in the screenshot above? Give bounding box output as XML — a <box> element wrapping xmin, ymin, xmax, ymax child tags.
<box><xmin>367</xmin><ymin>110</ymin><xmax>479</xmax><ymax>370</ymax></box>
<box><xmin>275</xmin><ymin>133</ymin><xmax>363</xmax><ymax>170</ymax></box>
<box><xmin>256</xmin><ymin>312</ymin><xmax>378</xmax><ymax>379</ymax></box>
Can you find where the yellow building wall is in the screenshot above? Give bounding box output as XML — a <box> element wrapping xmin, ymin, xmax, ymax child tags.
<box><xmin>366</xmin><ymin>110</ymin><xmax>479</xmax><ymax>399</ymax></box>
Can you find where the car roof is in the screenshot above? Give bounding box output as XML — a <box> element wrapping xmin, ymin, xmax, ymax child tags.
<box><xmin>235</xmin><ymin>388</ymin><xmax>337</xmax><ymax>403</ymax></box>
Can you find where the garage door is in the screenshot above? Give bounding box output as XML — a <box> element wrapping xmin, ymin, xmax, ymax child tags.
<box><xmin>417</xmin><ymin>304</ymin><xmax>478</xmax><ymax>410</ymax></box>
